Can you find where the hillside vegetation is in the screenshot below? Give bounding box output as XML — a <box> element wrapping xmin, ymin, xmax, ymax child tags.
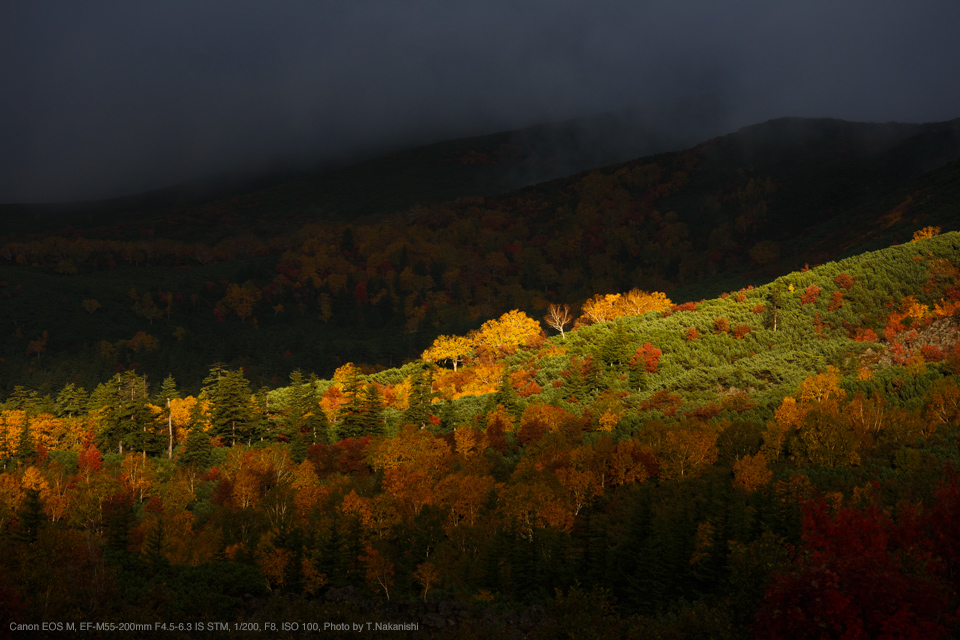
<box><xmin>1</xmin><ymin>117</ymin><xmax>959</xmax><ymax>398</ymax></box>
<box><xmin>2</xmin><ymin>231</ymin><xmax>960</xmax><ymax>637</ymax></box>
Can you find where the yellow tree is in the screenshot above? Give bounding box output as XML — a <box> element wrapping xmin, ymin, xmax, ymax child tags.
<box><xmin>422</xmin><ymin>335</ymin><xmax>472</xmax><ymax>371</ymax></box>
<box><xmin>619</xmin><ymin>289</ymin><xmax>671</xmax><ymax>316</ymax></box>
<box><xmin>577</xmin><ymin>289</ymin><xmax>671</xmax><ymax>325</ymax></box>
<box><xmin>473</xmin><ymin>310</ymin><xmax>542</xmax><ymax>356</ymax></box>
<box><xmin>579</xmin><ymin>293</ymin><xmax>623</xmax><ymax>324</ymax></box>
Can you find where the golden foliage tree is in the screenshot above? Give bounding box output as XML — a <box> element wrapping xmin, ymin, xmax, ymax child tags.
<box><xmin>422</xmin><ymin>335</ymin><xmax>472</xmax><ymax>371</ymax></box>
<box><xmin>577</xmin><ymin>289</ymin><xmax>670</xmax><ymax>326</ymax></box>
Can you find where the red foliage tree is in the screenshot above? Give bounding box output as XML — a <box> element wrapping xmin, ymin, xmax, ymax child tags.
<box><xmin>755</xmin><ymin>482</ymin><xmax>958</xmax><ymax>639</ymax></box>
<box><xmin>834</xmin><ymin>272</ymin><xmax>855</xmax><ymax>290</ymax></box>
<box><xmin>629</xmin><ymin>343</ymin><xmax>662</xmax><ymax>373</ymax></box>
<box><xmin>800</xmin><ymin>285</ymin><xmax>821</xmax><ymax>305</ymax></box>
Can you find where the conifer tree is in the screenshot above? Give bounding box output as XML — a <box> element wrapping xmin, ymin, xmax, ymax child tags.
<box><xmin>765</xmin><ymin>283</ymin><xmax>785</xmax><ymax>332</ymax></box>
<box><xmin>359</xmin><ymin>384</ymin><xmax>386</xmax><ymax>437</ymax></box>
<box><xmin>599</xmin><ymin>322</ymin><xmax>630</xmax><ymax>370</ymax></box>
<box><xmin>180</xmin><ymin>425</ymin><xmax>212</xmax><ymax>468</ymax></box>
<box><xmin>404</xmin><ymin>366</ymin><xmax>436</xmax><ymax>428</ymax></box>
<box><xmin>54</xmin><ymin>383</ymin><xmax>88</xmax><ymax>418</ymax></box>
<box><xmin>337</xmin><ymin>367</ymin><xmax>366</xmax><ymax>439</ymax></box>
<box><xmin>94</xmin><ymin>372</ymin><xmax>161</xmax><ymax>456</ymax></box>
<box><xmin>491</xmin><ymin>369</ymin><xmax>521</xmax><ymax>420</ymax></box>
<box><xmin>286</xmin><ymin>371</ymin><xmax>328</xmax><ymax>444</ymax></box>
<box><xmin>203</xmin><ymin>365</ymin><xmax>254</xmax><ymax>446</ymax></box>
<box><xmin>15</xmin><ymin>421</ymin><xmax>36</xmax><ymax>464</ymax></box>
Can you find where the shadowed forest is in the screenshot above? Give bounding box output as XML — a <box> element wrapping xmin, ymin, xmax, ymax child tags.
<box><xmin>2</xmin><ymin>117</ymin><xmax>960</xmax><ymax>638</ymax></box>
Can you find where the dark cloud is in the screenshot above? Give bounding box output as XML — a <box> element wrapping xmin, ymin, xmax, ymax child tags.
<box><xmin>2</xmin><ymin>1</ymin><xmax>959</xmax><ymax>203</ymax></box>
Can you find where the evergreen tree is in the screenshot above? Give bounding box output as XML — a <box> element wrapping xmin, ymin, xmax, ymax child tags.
<box><xmin>599</xmin><ymin>322</ymin><xmax>630</xmax><ymax>370</ymax></box>
<box><xmin>142</xmin><ymin>518</ymin><xmax>169</xmax><ymax>572</ymax></box>
<box><xmin>251</xmin><ymin>387</ymin><xmax>273</xmax><ymax>443</ymax></box>
<box><xmin>203</xmin><ymin>366</ymin><xmax>254</xmax><ymax>446</ymax></box>
<box><xmin>337</xmin><ymin>368</ymin><xmax>366</xmax><ymax>439</ymax></box>
<box><xmin>117</xmin><ymin>372</ymin><xmax>162</xmax><ymax>457</ymax></box>
<box><xmin>180</xmin><ymin>425</ymin><xmax>212</xmax><ymax>468</ymax></box>
<box><xmin>15</xmin><ymin>421</ymin><xmax>36</xmax><ymax>464</ymax></box>
<box><xmin>438</xmin><ymin>399</ymin><xmax>463</xmax><ymax>433</ymax></box>
<box><xmin>491</xmin><ymin>369</ymin><xmax>521</xmax><ymax>420</ymax></box>
<box><xmin>93</xmin><ymin>372</ymin><xmax>161</xmax><ymax>455</ymax></box>
<box><xmin>54</xmin><ymin>383</ymin><xmax>88</xmax><ymax>418</ymax></box>
<box><xmin>359</xmin><ymin>384</ymin><xmax>386</xmax><ymax>437</ymax></box>
<box><xmin>764</xmin><ymin>283</ymin><xmax>786</xmax><ymax>331</ymax></box>
<box><xmin>5</xmin><ymin>386</ymin><xmax>40</xmax><ymax>413</ymax></box>
<box><xmin>104</xmin><ymin>494</ymin><xmax>134</xmax><ymax>554</ymax></box>
<box><xmin>286</xmin><ymin>371</ymin><xmax>328</xmax><ymax>444</ymax></box>
<box><xmin>320</xmin><ymin>518</ymin><xmax>344</xmax><ymax>587</ymax></box>
<box><xmin>404</xmin><ymin>366</ymin><xmax>436</xmax><ymax>428</ymax></box>
<box><xmin>156</xmin><ymin>375</ymin><xmax>180</xmax><ymax>405</ymax></box>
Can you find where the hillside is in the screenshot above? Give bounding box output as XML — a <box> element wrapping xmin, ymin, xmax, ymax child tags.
<box><xmin>1</xmin><ymin>232</ymin><xmax>959</xmax><ymax>637</ymax></box>
<box><xmin>1</xmin><ymin>116</ymin><xmax>959</xmax><ymax>399</ymax></box>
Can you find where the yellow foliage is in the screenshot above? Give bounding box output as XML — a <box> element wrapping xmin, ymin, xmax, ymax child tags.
<box><xmin>454</xmin><ymin>427</ymin><xmax>488</xmax><ymax>458</ymax></box>
<box><xmin>598</xmin><ymin>409</ymin><xmax>620</xmax><ymax>432</ymax></box>
<box><xmin>473</xmin><ymin>309</ymin><xmax>541</xmax><ymax>354</ymax></box>
<box><xmin>422</xmin><ymin>335</ymin><xmax>472</xmax><ymax>371</ymax></box>
<box><xmin>21</xmin><ymin>466</ymin><xmax>49</xmax><ymax>493</ymax></box>
<box><xmin>0</xmin><ymin>410</ymin><xmax>27</xmax><ymax>459</ymax></box>
<box><xmin>933</xmin><ymin>299</ymin><xmax>957</xmax><ymax>318</ymax></box>
<box><xmin>28</xmin><ymin>413</ymin><xmax>65</xmax><ymax>450</ymax></box>
<box><xmin>797</xmin><ymin>366</ymin><xmax>845</xmax><ymax>405</ymax></box>
<box><xmin>520</xmin><ymin>404</ymin><xmax>567</xmax><ymax>433</ymax></box>
<box><xmin>911</xmin><ymin>226</ymin><xmax>941</xmax><ymax>242</ymax></box>
<box><xmin>333</xmin><ymin>363</ymin><xmax>359</xmax><ymax>387</ymax></box>
<box><xmin>578</xmin><ymin>289</ymin><xmax>671</xmax><ymax>325</ymax></box>
<box><xmin>169</xmin><ymin>396</ymin><xmax>198</xmax><ymax>442</ymax></box>
<box><xmin>369</xmin><ymin>425</ymin><xmax>450</xmax><ymax>476</ymax></box>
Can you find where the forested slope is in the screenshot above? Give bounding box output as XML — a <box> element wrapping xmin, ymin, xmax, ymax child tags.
<box><xmin>2</xmin><ymin>231</ymin><xmax>960</xmax><ymax>637</ymax></box>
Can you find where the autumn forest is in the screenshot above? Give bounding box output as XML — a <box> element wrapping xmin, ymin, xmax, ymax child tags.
<box><xmin>2</xmin><ymin>117</ymin><xmax>960</xmax><ymax>638</ymax></box>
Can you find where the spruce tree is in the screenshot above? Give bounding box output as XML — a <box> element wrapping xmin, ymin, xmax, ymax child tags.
<box><xmin>54</xmin><ymin>383</ymin><xmax>88</xmax><ymax>418</ymax></box>
<box><xmin>203</xmin><ymin>366</ymin><xmax>254</xmax><ymax>446</ymax></box>
<box><xmin>359</xmin><ymin>384</ymin><xmax>386</xmax><ymax>437</ymax></box>
<box><xmin>404</xmin><ymin>366</ymin><xmax>436</xmax><ymax>428</ymax></box>
<box><xmin>15</xmin><ymin>421</ymin><xmax>36</xmax><ymax>464</ymax></box>
<box><xmin>337</xmin><ymin>368</ymin><xmax>366</xmax><ymax>439</ymax></box>
<box><xmin>286</xmin><ymin>371</ymin><xmax>328</xmax><ymax>444</ymax></box>
<box><xmin>181</xmin><ymin>425</ymin><xmax>212</xmax><ymax>468</ymax></box>
<box><xmin>492</xmin><ymin>369</ymin><xmax>521</xmax><ymax>420</ymax></box>
<box><xmin>599</xmin><ymin>321</ymin><xmax>629</xmax><ymax>370</ymax></box>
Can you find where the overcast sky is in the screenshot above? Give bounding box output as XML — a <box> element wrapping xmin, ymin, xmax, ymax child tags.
<box><xmin>2</xmin><ymin>1</ymin><xmax>959</xmax><ymax>203</ymax></box>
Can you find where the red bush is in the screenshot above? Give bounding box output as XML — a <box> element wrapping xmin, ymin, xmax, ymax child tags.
<box><xmin>800</xmin><ymin>285</ymin><xmax>821</xmax><ymax>304</ymax></box>
<box><xmin>732</xmin><ymin>324</ymin><xmax>752</xmax><ymax>339</ymax></box>
<box><xmin>629</xmin><ymin>342</ymin><xmax>662</xmax><ymax>373</ymax></box>
<box><xmin>834</xmin><ymin>272</ymin><xmax>854</xmax><ymax>290</ymax></box>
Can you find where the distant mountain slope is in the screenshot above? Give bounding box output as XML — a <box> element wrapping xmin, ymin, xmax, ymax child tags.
<box><xmin>0</xmin><ymin>101</ymin><xmax>727</xmax><ymax>242</ymax></box>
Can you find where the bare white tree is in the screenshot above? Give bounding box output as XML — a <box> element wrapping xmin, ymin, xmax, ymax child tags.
<box><xmin>543</xmin><ymin>304</ymin><xmax>572</xmax><ymax>340</ymax></box>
